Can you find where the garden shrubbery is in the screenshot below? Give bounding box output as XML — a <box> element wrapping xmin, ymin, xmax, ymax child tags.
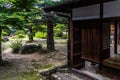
<box><xmin>17</xmin><ymin>33</ymin><xmax>26</xmax><ymax>38</ymax></box>
<box><xmin>9</xmin><ymin>40</ymin><xmax>47</xmax><ymax>54</ymax></box>
<box><xmin>16</xmin><ymin>30</ymin><xmax>26</xmax><ymax>38</ymax></box>
<box><xmin>54</xmin><ymin>23</ymin><xmax>68</xmax><ymax>39</ymax></box>
<box><xmin>9</xmin><ymin>40</ymin><xmax>22</xmax><ymax>53</ymax></box>
<box><xmin>35</xmin><ymin>32</ymin><xmax>46</xmax><ymax>39</ymax></box>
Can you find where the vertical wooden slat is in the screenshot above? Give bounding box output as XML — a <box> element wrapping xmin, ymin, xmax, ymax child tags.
<box><xmin>80</xmin><ymin>21</ymin><xmax>101</xmax><ymax>62</ymax></box>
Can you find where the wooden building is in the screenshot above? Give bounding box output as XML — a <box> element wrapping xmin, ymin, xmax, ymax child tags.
<box><xmin>44</xmin><ymin>0</ymin><xmax>120</xmax><ymax>75</ymax></box>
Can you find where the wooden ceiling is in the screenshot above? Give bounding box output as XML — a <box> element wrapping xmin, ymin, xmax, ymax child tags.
<box><xmin>43</xmin><ymin>0</ymin><xmax>115</xmax><ymax>13</ymax></box>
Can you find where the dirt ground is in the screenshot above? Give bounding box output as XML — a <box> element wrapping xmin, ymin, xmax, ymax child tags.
<box><xmin>0</xmin><ymin>39</ymin><xmax>67</xmax><ymax>79</ymax></box>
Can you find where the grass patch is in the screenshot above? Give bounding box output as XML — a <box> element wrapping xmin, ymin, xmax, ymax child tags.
<box><xmin>32</xmin><ymin>63</ymin><xmax>53</xmax><ymax>69</ymax></box>
<box><xmin>0</xmin><ymin>71</ymin><xmax>43</xmax><ymax>80</ymax></box>
<box><xmin>20</xmin><ymin>71</ymin><xmax>43</xmax><ymax>80</ymax></box>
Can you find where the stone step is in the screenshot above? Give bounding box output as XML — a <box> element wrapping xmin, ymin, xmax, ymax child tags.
<box><xmin>72</xmin><ymin>69</ymin><xmax>113</xmax><ymax>80</ymax></box>
<box><xmin>52</xmin><ymin>72</ymin><xmax>83</xmax><ymax>80</ymax></box>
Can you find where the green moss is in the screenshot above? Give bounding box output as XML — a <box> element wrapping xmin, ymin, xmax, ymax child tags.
<box><xmin>0</xmin><ymin>71</ymin><xmax>43</xmax><ymax>80</ymax></box>
<box><xmin>20</xmin><ymin>71</ymin><xmax>43</xmax><ymax>80</ymax></box>
<box><xmin>32</xmin><ymin>63</ymin><xmax>53</xmax><ymax>69</ymax></box>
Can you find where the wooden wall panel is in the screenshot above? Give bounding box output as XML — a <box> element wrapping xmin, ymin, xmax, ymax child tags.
<box><xmin>81</xmin><ymin>21</ymin><xmax>100</xmax><ymax>62</ymax></box>
<box><xmin>70</xmin><ymin>21</ymin><xmax>111</xmax><ymax>69</ymax></box>
<box><xmin>72</xmin><ymin>22</ymin><xmax>85</xmax><ymax>69</ymax></box>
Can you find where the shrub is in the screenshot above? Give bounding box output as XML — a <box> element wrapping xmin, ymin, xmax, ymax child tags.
<box><xmin>17</xmin><ymin>34</ymin><xmax>26</xmax><ymax>38</ymax></box>
<box><xmin>15</xmin><ymin>30</ymin><xmax>25</xmax><ymax>35</ymax></box>
<box><xmin>54</xmin><ymin>30</ymin><xmax>63</xmax><ymax>38</ymax></box>
<box><xmin>2</xmin><ymin>30</ymin><xmax>8</xmax><ymax>36</ymax></box>
<box><xmin>35</xmin><ymin>32</ymin><xmax>46</xmax><ymax>39</ymax></box>
<box><xmin>1</xmin><ymin>36</ymin><xmax>4</xmax><ymax>41</ymax></box>
<box><xmin>9</xmin><ymin>40</ymin><xmax>22</xmax><ymax>54</ymax></box>
<box><xmin>20</xmin><ymin>44</ymin><xmax>42</xmax><ymax>54</ymax></box>
<box><xmin>62</xmin><ymin>33</ymin><xmax>68</xmax><ymax>39</ymax></box>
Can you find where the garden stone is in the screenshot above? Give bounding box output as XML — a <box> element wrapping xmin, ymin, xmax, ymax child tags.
<box><xmin>19</xmin><ymin>44</ymin><xmax>41</xmax><ymax>54</ymax></box>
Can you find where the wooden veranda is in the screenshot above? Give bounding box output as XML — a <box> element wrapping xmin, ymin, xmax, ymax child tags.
<box><xmin>44</xmin><ymin>0</ymin><xmax>120</xmax><ymax>76</ymax></box>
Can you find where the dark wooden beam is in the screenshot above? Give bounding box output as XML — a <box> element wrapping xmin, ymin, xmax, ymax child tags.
<box><xmin>99</xmin><ymin>0</ymin><xmax>104</xmax><ymax>70</ymax></box>
<box><xmin>114</xmin><ymin>22</ymin><xmax>118</xmax><ymax>54</ymax></box>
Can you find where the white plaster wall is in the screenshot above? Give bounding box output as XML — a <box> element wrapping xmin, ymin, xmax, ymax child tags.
<box><xmin>72</xmin><ymin>4</ymin><xmax>100</xmax><ymax>20</ymax></box>
<box><xmin>104</xmin><ymin>0</ymin><xmax>120</xmax><ymax>18</ymax></box>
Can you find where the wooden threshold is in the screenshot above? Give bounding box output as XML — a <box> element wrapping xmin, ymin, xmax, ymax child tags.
<box><xmin>73</xmin><ymin>63</ymin><xmax>84</xmax><ymax>68</ymax></box>
<box><xmin>81</xmin><ymin>57</ymin><xmax>100</xmax><ymax>63</ymax></box>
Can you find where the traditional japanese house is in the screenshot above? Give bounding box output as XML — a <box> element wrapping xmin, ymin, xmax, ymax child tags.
<box><xmin>44</xmin><ymin>0</ymin><xmax>120</xmax><ymax>76</ymax></box>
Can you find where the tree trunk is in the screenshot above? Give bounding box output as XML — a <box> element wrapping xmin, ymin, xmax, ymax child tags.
<box><xmin>47</xmin><ymin>20</ymin><xmax>55</xmax><ymax>52</ymax></box>
<box><xmin>0</xmin><ymin>27</ymin><xmax>2</xmax><ymax>64</ymax></box>
<box><xmin>28</xmin><ymin>27</ymin><xmax>33</xmax><ymax>42</ymax></box>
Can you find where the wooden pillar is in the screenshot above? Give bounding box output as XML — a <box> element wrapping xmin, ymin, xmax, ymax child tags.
<box><xmin>70</xmin><ymin>13</ymin><xmax>74</xmax><ymax>68</ymax></box>
<box><xmin>99</xmin><ymin>0</ymin><xmax>103</xmax><ymax>70</ymax></box>
<box><xmin>67</xmin><ymin>15</ymin><xmax>71</xmax><ymax>68</ymax></box>
<box><xmin>114</xmin><ymin>22</ymin><xmax>118</xmax><ymax>54</ymax></box>
<box><xmin>0</xmin><ymin>26</ymin><xmax>2</xmax><ymax>65</ymax></box>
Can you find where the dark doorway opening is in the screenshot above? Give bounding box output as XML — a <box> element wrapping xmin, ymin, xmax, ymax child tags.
<box><xmin>110</xmin><ymin>22</ymin><xmax>120</xmax><ymax>56</ymax></box>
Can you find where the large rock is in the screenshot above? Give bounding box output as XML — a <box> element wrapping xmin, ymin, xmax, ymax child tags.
<box><xmin>19</xmin><ymin>44</ymin><xmax>41</xmax><ymax>54</ymax></box>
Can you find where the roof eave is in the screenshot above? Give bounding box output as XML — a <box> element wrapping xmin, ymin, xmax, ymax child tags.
<box><xmin>43</xmin><ymin>0</ymin><xmax>115</xmax><ymax>13</ymax></box>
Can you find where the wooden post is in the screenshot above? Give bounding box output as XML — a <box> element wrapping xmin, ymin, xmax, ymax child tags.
<box><xmin>0</xmin><ymin>26</ymin><xmax>2</xmax><ymax>65</ymax></box>
<box><xmin>114</xmin><ymin>22</ymin><xmax>118</xmax><ymax>54</ymax></box>
<box><xmin>70</xmin><ymin>13</ymin><xmax>74</xmax><ymax>68</ymax></box>
<box><xmin>67</xmin><ymin>15</ymin><xmax>71</xmax><ymax>69</ymax></box>
<box><xmin>99</xmin><ymin>0</ymin><xmax>103</xmax><ymax>70</ymax></box>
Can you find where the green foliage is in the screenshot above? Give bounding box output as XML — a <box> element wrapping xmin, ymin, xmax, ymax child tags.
<box><xmin>1</xmin><ymin>36</ymin><xmax>4</xmax><ymax>41</ymax></box>
<box><xmin>17</xmin><ymin>33</ymin><xmax>26</xmax><ymax>38</ymax></box>
<box><xmin>33</xmin><ymin>25</ymin><xmax>47</xmax><ymax>32</ymax></box>
<box><xmin>54</xmin><ymin>23</ymin><xmax>67</xmax><ymax>31</ymax></box>
<box><xmin>2</xmin><ymin>30</ymin><xmax>8</xmax><ymax>36</ymax></box>
<box><xmin>41</xmin><ymin>0</ymin><xmax>68</xmax><ymax>7</ymax></box>
<box><xmin>9</xmin><ymin>40</ymin><xmax>22</xmax><ymax>53</ymax></box>
<box><xmin>13</xmin><ymin>0</ymin><xmax>39</xmax><ymax>11</ymax></box>
<box><xmin>35</xmin><ymin>32</ymin><xmax>46</xmax><ymax>39</ymax></box>
<box><xmin>15</xmin><ymin>30</ymin><xmax>26</xmax><ymax>38</ymax></box>
<box><xmin>15</xmin><ymin>30</ymin><xmax>25</xmax><ymax>35</ymax></box>
<box><xmin>55</xmin><ymin>30</ymin><xmax>63</xmax><ymax>38</ymax></box>
<box><xmin>54</xmin><ymin>23</ymin><xmax>68</xmax><ymax>39</ymax></box>
<box><xmin>62</xmin><ymin>33</ymin><xmax>68</xmax><ymax>39</ymax></box>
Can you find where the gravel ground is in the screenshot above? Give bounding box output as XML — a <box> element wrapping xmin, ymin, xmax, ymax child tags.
<box><xmin>0</xmin><ymin>39</ymin><xmax>67</xmax><ymax>79</ymax></box>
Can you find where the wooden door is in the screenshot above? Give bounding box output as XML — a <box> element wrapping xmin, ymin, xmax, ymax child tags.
<box><xmin>81</xmin><ymin>21</ymin><xmax>100</xmax><ymax>62</ymax></box>
<box><xmin>71</xmin><ymin>22</ymin><xmax>85</xmax><ymax>69</ymax></box>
